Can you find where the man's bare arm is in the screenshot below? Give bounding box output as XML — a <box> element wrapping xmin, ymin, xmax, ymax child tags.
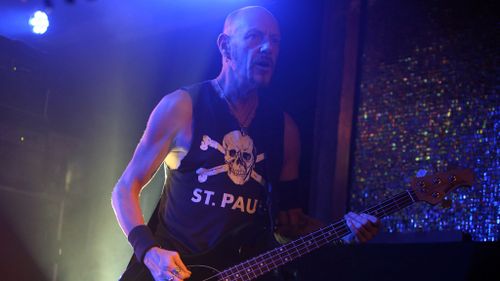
<box><xmin>276</xmin><ymin>113</ymin><xmax>380</xmax><ymax>242</ymax></box>
<box><xmin>276</xmin><ymin>112</ymin><xmax>323</xmax><ymax>237</ymax></box>
<box><xmin>111</xmin><ymin>90</ymin><xmax>193</xmax><ymax>280</ymax></box>
<box><xmin>111</xmin><ymin>90</ymin><xmax>191</xmax><ymax>236</ymax></box>
<box><xmin>279</xmin><ymin>112</ymin><xmax>300</xmax><ymax>182</ymax></box>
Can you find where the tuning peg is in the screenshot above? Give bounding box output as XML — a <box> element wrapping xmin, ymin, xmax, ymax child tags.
<box><xmin>441</xmin><ymin>198</ymin><xmax>452</xmax><ymax>208</ymax></box>
<box><xmin>416</xmin><ymin>169</ymin><xmax>428</xmax><ymax>178</ymax></box>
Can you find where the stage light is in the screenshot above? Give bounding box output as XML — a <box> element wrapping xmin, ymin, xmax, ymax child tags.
<box><xmin>29</xmin><ymin>11</ymin><xmax>49</xmax><ymax>34</ymax></box>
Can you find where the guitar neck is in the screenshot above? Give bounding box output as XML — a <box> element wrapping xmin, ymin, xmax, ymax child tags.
<box><xmin>215</xmin><ymin>190</ymin><xmax>418</xmax><ymax>281</ymax></box>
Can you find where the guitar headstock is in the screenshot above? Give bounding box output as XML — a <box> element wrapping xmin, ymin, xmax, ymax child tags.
<box><xmin>410</xmin><ymin>168</ymin><xmax>474</xmax><ymax>205</ymax></box>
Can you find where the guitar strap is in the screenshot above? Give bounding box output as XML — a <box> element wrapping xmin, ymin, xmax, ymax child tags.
<box><xmin>264</xmin><ymin>154</ymin><xmax>278</xmax><ymax>234</ymax></box>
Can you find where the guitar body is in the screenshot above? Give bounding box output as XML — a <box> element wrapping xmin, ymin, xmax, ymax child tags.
<box><xmin>119</xmin><ymin>250</ymin><xmax>227</xmax><ymax>281</ymax></box>
<box><xmin>120</xmin><ymin>224</ymin><xmax>283</xmax><ymax>281</ymax></box>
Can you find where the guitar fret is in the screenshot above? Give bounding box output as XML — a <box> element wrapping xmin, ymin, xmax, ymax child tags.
<box><xmin>331</xmin><ymin>225</ymin><xmax>340</xmax><ymax>240</ymax></box>
<box><xmin>238</xmin><ymin>263</ymin><xmax>250</xmax><ymax>281</ymax></box>
<box><xmin>224</xmin><ymin>266</ymin><xmax>235</xmax><ymax>281</ymax></box>
<box><xmin>323</xmin><ymin>229</ymin><xmax>332</xmax><ymax>241</ymax></box>
<box><xmin>283</xmin><ymin>249</ymin><xmax>292</xmax><ymax>263</ymax></box>
<box><xmin>239</xmin><ymin>260</ymin><xmax>253</xmax><ymax>280</ymax></box>
<box><xmin>285</xmin><ymin>240</ymin><xmax>299</xmax><ymax>259</ymax></box>
<box><xmin>233</xmin><ymin>267</ymin><xmax>242</xmax><ymax>281</ymax></box>
<box><xmin>407</xmin><ymin>190</ymin><xmax>416</xmax><ymax>202</ymax></box>
<box><xmin>276</xmin><ymin>247</ymin><xmax>286</xmax><ymax>265</ymax></box>
<box><xmin>246</xmin><ymin>264</ymin><xmax>256</xmax><ymax>280</ymax></box>
<box><xmin>246</xmin><ymin>258</ymin><xmax>262</xmax><ymax>278</ymax></box>
<box><xmin>258</xmin><ymin>254</ymin><xmax>269</xmax><ymax>273</ymax></box>
<box><xmin>295</xmin><ymin>239</ymin><xmax>304</xmax><ymax>257</ymax></box>
<box><xmin>249</xmin><ymin>256</ymin><xmax>263</xmax><ymax>276</ymax></box>
<box><xmin>324</xmin><ymin>227</ymin><xmax>331</xmax><ymax>240</ymax></box>
<box><xmin>304</xmin><ymin>239</ymin><xmax>311</xmax><ymax>249</ymax></box>
<box><xmin>220</xmin><ymin>270</ymin><xmax>228</xmax><ymax>281</ymax></box>
<box><xmin>269</xmin><ymin>251</ymin><xmax>277</xmax><ymax>269</ymax></box>
<box><xmin>391</xmin><ymin>197</ymin><xmax>401</xmax><ymax>210</ymax></box>
<box><xmin>284</xmin><ymin>245</ymin><xmax>294</xmax><ymax>263</ymax></box>
<box><xmin>264</xmin><ymin>251</ymin><xmax>276</xmax><ymax>270</ymax></box>
<box><xmin>313</xmin><ymin>233</ymin><xmax>320</xmax><ymax>248</ymax></box>
<box><xmin>226</xmin><ymin>266</ymin><xmax>234</xmax><ymax>281</ymax></box>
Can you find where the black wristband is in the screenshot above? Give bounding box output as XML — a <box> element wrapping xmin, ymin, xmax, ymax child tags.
<box><xmin>127</xmin><ymin>225</ymin><xmax>161</xmax><ymax>264</ymax></box>
<box><xmin>276</xmin><ymin>179</ymin><xmax>302</xmax><ymax>210</ymax></box>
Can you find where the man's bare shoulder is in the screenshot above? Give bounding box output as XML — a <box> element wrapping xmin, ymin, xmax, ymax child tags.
<box><xmin>280</xmin><ymin>112</ymin><xmax>300</xmax><ymax>181</ymax></box>
<box><xmin>283</xmin><ymin>112</ymin><xmax>299</xmax><ymax>139</ymax></box>
<box><xmin>156</xmin><ymin>89</ymin><xmax>192</xmax><ymax>116</ymax></box>
<box><xmin>148</xmin><ymin>89</ymin><xmax>192</xmax><ymax>124</ymax></box>
<box><xmin>144</xmin><ymin>89</ymin><xmax>192</xmax><ymax>140</ymax></box>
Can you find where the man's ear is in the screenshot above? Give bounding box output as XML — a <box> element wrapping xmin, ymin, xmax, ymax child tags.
<box><xmin>217</xmin><ymin>33</ymin><xmax>231</xmax><ymax>60</ymax></box>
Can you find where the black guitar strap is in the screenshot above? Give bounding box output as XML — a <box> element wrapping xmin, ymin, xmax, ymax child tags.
<box><xmin>264</xmin><ymin>156</ymin><xmax>278</xmax><ymax>234</ymax></box>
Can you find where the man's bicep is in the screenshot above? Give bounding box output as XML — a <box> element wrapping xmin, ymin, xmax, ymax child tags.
<box><xmin>279</xmin><ymin>112</ymin><xmax>300</xmax><ymax>181</ymax></box>
<box><xmin>121</xmin><ymin>90</ymin><xmax>192</xmax><ymax>192</ymax></box>
<box><xmin>142</xmin><ymin>90</ymin><xmax>191</xmax><ymax>145</ymax></box>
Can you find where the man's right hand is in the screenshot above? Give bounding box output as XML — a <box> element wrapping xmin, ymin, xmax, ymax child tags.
<box><xmin>143</xmin><ymin>247</ymin><xmax>192</xmax><ymax>281</ymax></box>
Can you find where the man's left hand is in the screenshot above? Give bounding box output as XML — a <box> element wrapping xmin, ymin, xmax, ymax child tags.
<box><xmin>344</xmin><ymin>212</ymin><xmax>381</xmax><ymax>243</ymax></box>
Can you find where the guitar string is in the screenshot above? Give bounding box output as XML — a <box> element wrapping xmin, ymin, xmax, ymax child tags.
<box><xmin>242</xmin><ymin>193</ymin><xmax>415</xmax><ymax>271</ymax></box>
<box><xmin>217</xmin><ymin>194</ymin><xmax>414</xmax><ymax>281</ymax></box>
<box><xmin>221</xmin><ymin>176</ymin><xmax>469</xmax><ymax>280</ymax></box>
<box><xmin>216</xmin><ymin>193</ymin><xmax>414</xmax><ymax>281</ymax></box>
<box><xmin>213</xmin><ymin>192</ymin><xmax>416</xmax><ymax>281</ymax></box>
<box><xmin>218</xmin><ymin>192</ymin><xmax>415</xmax><ymax>280</ymax></box>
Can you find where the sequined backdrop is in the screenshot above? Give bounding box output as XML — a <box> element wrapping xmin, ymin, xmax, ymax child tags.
<box><xmin>350</xmin><ymin>0</ymin><xmax>498</xmax><ymax>241</ymax></box>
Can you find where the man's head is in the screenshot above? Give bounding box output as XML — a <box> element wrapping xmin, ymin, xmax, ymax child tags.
<box><xmin>217</xmin><ymin>6</ymin><xmax>281</xmax><ymax>89</ymax></box>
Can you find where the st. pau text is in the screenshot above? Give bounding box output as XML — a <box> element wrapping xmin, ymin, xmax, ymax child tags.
<box><xmin>191</xmin><ymin>188</ymin><xmax>259</xmax><ymax>215</ymax></box>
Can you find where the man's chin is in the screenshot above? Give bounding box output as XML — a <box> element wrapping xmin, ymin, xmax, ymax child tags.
<box><xmin>251</xmin><ymin>75</ymin><xmax>272</xmax><ymax>88</ymax></box>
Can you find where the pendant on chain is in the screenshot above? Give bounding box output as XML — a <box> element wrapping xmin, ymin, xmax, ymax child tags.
<box><xmin>240</xmin><ymin>127</ymin><xmax>247</xmax><ymax>136</ymax></box>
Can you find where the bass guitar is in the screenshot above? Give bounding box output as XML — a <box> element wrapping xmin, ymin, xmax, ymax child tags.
<box><xmin>120</xmin><ymin>168</ymin><xmax>474</xmax><ymax>281</ymax></box>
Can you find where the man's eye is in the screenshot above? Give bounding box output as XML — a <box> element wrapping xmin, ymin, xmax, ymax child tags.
<box><xmin>247</xmin><ymin>33</ymin><xmax>261</xmax><ymax>40</ymax></box>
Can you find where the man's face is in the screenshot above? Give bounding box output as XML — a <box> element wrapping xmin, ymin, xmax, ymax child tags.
<box><xmin>226</xmin><ymin>10</ymin><xmax>281</xmax><ymax>88</ymax></box>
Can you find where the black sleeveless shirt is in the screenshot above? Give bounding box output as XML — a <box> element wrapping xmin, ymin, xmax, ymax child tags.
<box><xmin>156</xmin><ymin>81</ymin><xmax>284</xmax><ymax>255</ymax></box>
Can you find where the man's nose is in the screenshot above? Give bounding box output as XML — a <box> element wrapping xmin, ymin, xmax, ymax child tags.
<box><xmin>259</xmin><ymin>38</ymin><xmax>273</xmax><ymax>53</ymax></box>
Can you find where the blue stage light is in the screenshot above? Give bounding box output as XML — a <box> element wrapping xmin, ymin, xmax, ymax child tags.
<box><xmin>29</xmin><ymin>11</ymin><xmax>49</xmax><ymax>34</ymax></box>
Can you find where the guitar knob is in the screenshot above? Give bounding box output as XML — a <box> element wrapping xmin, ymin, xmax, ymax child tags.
<box><xmin>432</xmin><ymin>192</ymin><xmax>441</xmax><ymax>198</ymax></box>
<box><xmin>433</xmin><ymin>177</ymin><xmax>442</xmax><ymax>184</ymax></box>
<box><xmin>448</xmin><ymin>175</ymin><xmax>457</xmax><ymax>182</ymax></box>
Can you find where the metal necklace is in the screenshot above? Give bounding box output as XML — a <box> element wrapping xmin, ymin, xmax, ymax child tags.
<box><xmin>214</xmin><ymin>79</ymin><xmax>258</xmax><ymax>135</ymax></box>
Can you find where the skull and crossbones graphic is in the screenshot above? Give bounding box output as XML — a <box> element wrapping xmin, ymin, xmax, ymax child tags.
<box><xmin>196</xmin><ymin>130</ymin><xmax>265</xmax><ymax>185</ymax></box>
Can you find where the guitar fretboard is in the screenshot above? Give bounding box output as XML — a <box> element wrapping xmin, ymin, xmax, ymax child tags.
<box><xmin>212</xmin><ymin>190</ymin><xmax>417</xmax><ymax>281</ymax></box>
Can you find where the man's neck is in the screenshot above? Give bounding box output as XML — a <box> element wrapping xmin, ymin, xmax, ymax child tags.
<box><xmin>215</xmin><ymin>75</ymin><xmax>258</xmax><ymax>110</ymax></box>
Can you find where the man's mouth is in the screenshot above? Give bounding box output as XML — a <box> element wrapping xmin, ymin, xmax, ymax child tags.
<box><xmin>253</xmin><ymin>58</ymin><xmax>273</xmax><ymax>70</ymax></box>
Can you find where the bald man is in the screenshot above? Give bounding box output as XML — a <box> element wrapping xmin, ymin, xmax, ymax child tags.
<box><xmin>112</xmin><ymin>6</ymin><xmax>380</xmax><ymax>281</ymax></box>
